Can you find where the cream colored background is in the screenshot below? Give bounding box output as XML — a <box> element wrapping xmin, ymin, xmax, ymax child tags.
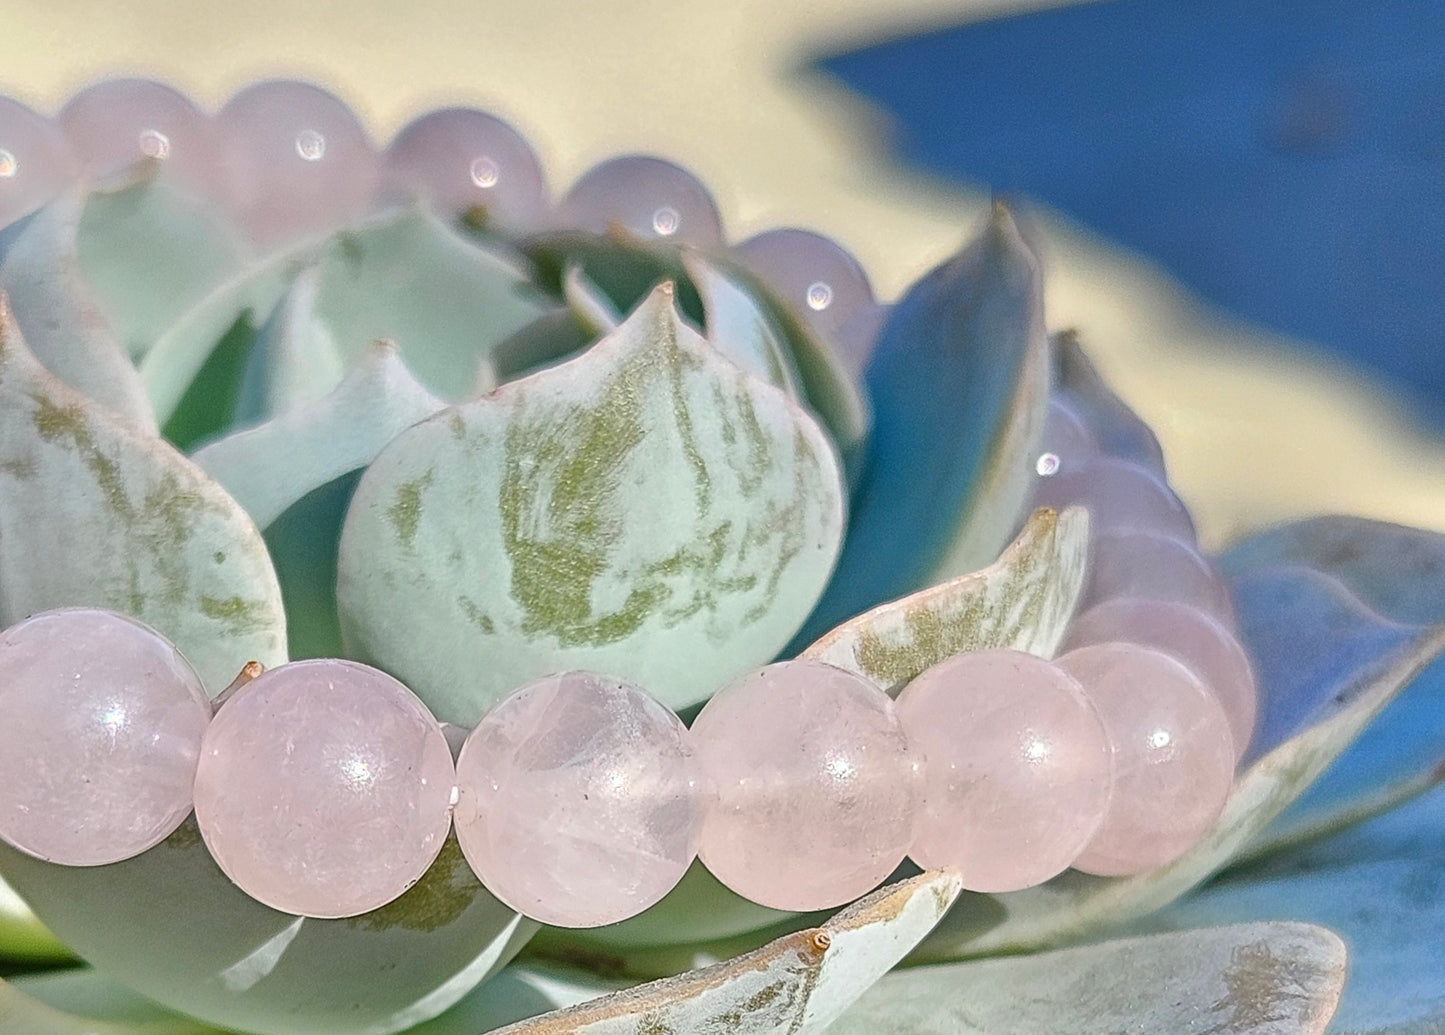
<box><xmin>5</xmin><ymin>0</ymin><xmax>1444</xmax><ymax>547</ymax></box>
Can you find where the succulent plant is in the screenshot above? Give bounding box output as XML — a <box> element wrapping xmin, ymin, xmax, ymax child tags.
<box><xmin>1</xmin><ymin>78</ymin><xmax>1444</xmax><ymax>1035</ymax></box>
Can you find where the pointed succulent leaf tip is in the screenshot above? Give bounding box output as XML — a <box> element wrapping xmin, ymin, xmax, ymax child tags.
<box><xmin>336</xmin><ymin>284</ymin><xmax>847</xmax><ymax>723</ymax></box>
<box><xmin>0</xmin><ymin>823</ymin><xmax>533</xmax><ymax>1035</ymax></box>
<box><xmin>1223</xmin><ymin>518</ymin><xmax>1445</xmax><ymax>860</ymax></box>
<box><xmin>74</xmin><ymin>168</ymin><xmax>248</xmax><ymax>364</ymax></box>
<box><xmin>683</xmin><ymin>250</ymin><xmax>804</xmax><ymax>398</ymax></box>
<box><xmin>908</xmin><ymin>564</ymin><xmax>1445</xmax><ymax>964</ymax></box>
<box><xmin>232</xmin><ymin>264</ymin><xmax>346</xmax><ymax>426</ymax></box>
<box><xmin>0</xmin><ymin>193</ymin><xmax>158</xmax><ymax>430</ymax></box>
<box><xmin>0</xmin><ymin>873</ymin><xmax>70</xmax><ymax>964</ymax></box>
<box><xmin>491</xmin><ymin>871</ymin><xmax>961</xmax><ymax>1035</ymax></box>
<box><xmin>1052</xmin><ymin>328</ymin><xmax>1166</xmax><ymax>474</ymax></box>
<box><xmin>802</xmin><ymin>505</ymin><xmax>1089</xmax><ymax>692</ymax></box>
<box><xmin>833</xmin><ymin>922</ymin><xmax>1345</xmax><ymax>1035</ymax></box>
<box><xmin>790</xmin><ymin>202</ymin><xmax>1050</xmax><ymax>649</ymax></box>
<box><xmin>0</xmin><ymin>299</ymin><xmax>285</xmax><ymax>691</ymax></box>
<box><xmin>563</xmin><ymin>263</ymin><xmax>621</xmax><ymax>335</ymax></box>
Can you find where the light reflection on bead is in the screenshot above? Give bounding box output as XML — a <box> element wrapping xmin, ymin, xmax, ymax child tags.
<box><xmin>561</xmin><ymin>154</ymin><xmax>723</xmax><ymax>246</ymax></box>
<box><xmin>0</xmin><ymin>96</ymin><xmax>77</xmax><ymax>229</ymax></box>
<box><xmin>58</xmin><ymin>79</ymin><xmax>214</xmax><ymax>194</ymax></box>
<box><xmin>733</xmin><ymin>227</ymin><xmax>874</xmax><ymax>344</ymax></box>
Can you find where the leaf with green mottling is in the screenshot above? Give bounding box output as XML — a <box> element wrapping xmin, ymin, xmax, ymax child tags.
<box><xmin>0</xmin><ymin>823</ymin><xmax>533</xmax><ymax>1035</ymax></box>
<box><xmin>0</xmin><ymin>194</ymin><xmax>157</xmax><ymax>429</ymax></box>
<box><xmin>908</xmin><ymin>565</ymin><xmax>1445</xmax><ymax>964</ymax></box>
<box><xmin>338</xmin><ymin>284</ymin><xmax>846</xmax><ymax>724</ymax></box>
<box><xmin>789</xmin><ymin>203</ymin><xmax>1050</xmax><ymax>650</ymax></box>
<box><xmin>0</xmin><ymin>301</ymin><xmax>285</xmax><ymax>691</ymax></box>
<box><xmin>801</xmin><ymin>505</ymin><xmax>1088</xmax><ymax>692</ymax></box>
<box><xmin>833</xmin><ymin>922</ymin><xmax>1344</xmax><ymax>1035</ymax></box>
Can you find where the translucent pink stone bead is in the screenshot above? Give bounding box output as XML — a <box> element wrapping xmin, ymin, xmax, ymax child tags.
<box><xmin>193</xmin><ymin>659</ymin><xmax>454</xmax><ymax>918</ymax></box>
<box><xmin>0</xmin><ymin>608</ymin><xmax>210</xmax><ymax>866</ymax></box>
<box><xmin>1032</xmin><ymin>456</ymin><xmax>1196</xmax><ymax>541</ymax></box>
<box><xmin>383</xmin><ymin>107</ymin><xmax>547</xmax><ymax>230</ymax></box>
<box><xmin>1056</xmin><ymin>643</ymin><xmax>1235</xmax><ymax>876</ymax></box>
<box><xmin>896</xmin><ymin>649</ymin><xmax>1113</xmax><ymax>892</ymax></box>
<box><xmin>0</xmin><ymin>97</ymin><xmax>77</xmax><ymax>229</ymax></box>
<box><xmin>837</xmin><ymin>301</ymin><xmax>889</xmax><ymax>370</ymax></box>
<box><xmin>1082</xmin><ymin>528</ymin><xmax>1234</xmax><ymax>620</ymax></box>
<box><xmin>1032</xmin><ymin>395</ymin><xmax>1099</xmax><ymax>480</ymax></box>
<box><xmin>1063</xmin><ymin>598</ymin><xmax>1258</xmax><ymax>759</ymax></box>
<box><xmin>58</xmin><ymin>79</ymin><xmax>219</xmax><ymax>194</ymax></box>
<box><xmin>691</xmin><ymin>660</ymin><xmax>921</xmax><ymax>911</ymax></box>
<box><xmin>454</xmin><ymin>672</ymin><xmax>701</xmax><ymax>928</ymax></box>
<box><xmin>560</xmin><ymin>155</ymin><xmax>723</xmax><ymax>246</ymax></box>
<box><xmin>733</xmin><ymin>228</ymin><xmax>874</xmax><ymax>342</ymax></box>
<box><xmin>215</xmin><ymin>81</ymin><xmax>378</xmax><ymax>247</ymax></box>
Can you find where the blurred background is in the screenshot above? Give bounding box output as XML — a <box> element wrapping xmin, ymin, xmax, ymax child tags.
<box><xmin>3</xmin><ymin>0</ymin><xmax>1445</xmax><ymax>547</ymax></box>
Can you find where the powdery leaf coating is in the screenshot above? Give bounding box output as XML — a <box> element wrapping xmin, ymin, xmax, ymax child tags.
<box><xmin>337</xmin><ymin>285</ymin><xmax>846</xmax><ymax>723</ymax></box>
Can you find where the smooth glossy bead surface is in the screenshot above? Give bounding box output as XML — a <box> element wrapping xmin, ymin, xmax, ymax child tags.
<box><xmin>1082</xmin><ymin>528</ymin><xmax>1234</xmax><ymax>620</ymax></box>
<box><xmin>0</xmin><ymin>97</ymin><xmax>76</xmax><ymax>229</ymax></box>
<box><xmin>733</xmin><ymin>227</ymin><xmax>873</xmax><ymax>341</ymax></box>
<box><xmin>897</xmin><ymin>649</ymin><xmax>1113</xmax><ymax>891</ymax></box>
<box><xmin>1057</xmin><ymin>643</ymin><xmax>1234</xmax><ymax>876</ymax></box>
<box><xmin>58</xmin><ymin>79</ymin><xmax>218</xmax><ymax>193</ymax></box>
<box><xmin>1032</xmin><ymin>395</ymin><xmax>1099</xmax><ymax>480</ymax></box>
<box><xmin>0</xmin><ymin>609</ymin><xmax>210</xmax><ymax>865</ymax></box>
<box><xmin>383</xmin><ymin>107</ymin><xmax>547</xmax><ymax>230</ymax></box>
<box><xmin>454</xmin><ymin>672</ymin><xmax>701</xmax><ymax>927</ymax></box>
<box><xmin>216</xmin><ymin>81</ymin><xmax>378</xmax><ymax>246</ymax></box>
<box><xmin>1031</xmin><ymin>456</ymin><xmax>1196</xmax><ymax>541</ymax></box>
<box><xmin>560</xmin><ymin>155</ymin><xmax>723</xmax><ymax>246</ymax></box>
<box><xmin>193</xmin><ymin>659</ymin><xmax>454</xmax><ymax>918</ymax></box>
<box><xmin>1063</xmin><ymin>599</ymin><xmax>1258</xmax><ymax>759</ymax></box>
<box><xmin>691</xmin><ymin>660</ymin><xmax>920</xmax><ymax>911</ymax></box>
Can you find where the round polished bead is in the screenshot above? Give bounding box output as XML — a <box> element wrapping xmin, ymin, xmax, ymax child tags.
<box><xmin>733</xmin><ymin>227</ymin><xmax>874</xmax><ymax>342</ymax></box>
<box><xmin>1032</xmin><ymin>395</ymin><xmax>1099</xmax><ymax>480</ymax></box>
<box><xmin>0</xmin><ymin>608</ymin><xmax>210</xmax><ymax>866</ymax></box>
<box><xmin>1082</xmin><ymin>529</ymin><xmax>1234</xmax><ymax>620</ymax></box>
<box><xmin>1057</xmin><ymin>643</ymin><xmax>1235</xmax><ymax>876</ymax></box>
<box><xmin>837</xmin><ymin>301</ymin><xmax>889</xmax><ymax>370</ymax></box>
<box><xmin>0</xmin><ymin>97</ymin><xmax>77</xmax><ymax>229</ymax></box>
<box><xmin>1063</xmin><ymin>599</ymin><xmax>1257</xmax><ymax>759</ymax></box>
<box><xmin>58</xmin><ymin>79</ymin><xmax>218</xmax><ymax>193</ymax></box>
<box><xmin>193</xmin><ymin>659</ymin><xmax>454</xmax><ymax>918</ymax></box>
<box><xmin>1031</xmin><ymin>456</ymin><xmax>1195</xmax><ymax>541</ymax></box>
<box><xmin>454</xmin><ymin>672</ymin><xmax>701</xmax><ymax>928</ymax></box>
<box><xmin>560</xmin><ymin>155</ymin><xmax>723</xmax><ymax>246</ymax></box>
<box><xmin>896</xmin><ymin>649</ymin><xmax>1113</xmax><ymax>892</ymax></box>
<box><xmin>383</xmin><ymin>107</ymin><xmax>547</xmax><ymax>230</ymax></box>
<box><xmin>216</xmin><ymin>81</ymin><xmax>378</xmax><ymax>247</ymax></box>
<box><xmin>691</xmin><ymin>660</ymin><xmax>920</xmax><ymax>911</ymax></box>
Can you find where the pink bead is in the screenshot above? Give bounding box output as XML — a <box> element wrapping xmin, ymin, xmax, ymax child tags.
<box><xmin>837</xmin><ymin>301</ymin><xmax>889</xmax><ymax>370</ymax></box>
<box><xmin>454</xmin><ymin>672</ymin><xmax>701</xmax><ymax>928</ymax></box>
<box><xmin>559</xmin><ymin>155</ymin><xmax>723</xmax><ymax>246</ymax></box>
<box><xmin>1082</xmin><ymin>528</ymin><xmax>1234</xmax><ymax>621</ymax></box>
<box><xmin>691</xmin><ymin>660</ymin><xmax>920</xmax><ymax>911</ymax></box>
<box><xmin>383</xmin><ymin>107</ymin><xmax>547</xmax><ymax>231</ymax></box>
<box><xmin>193</xmin><ymin>659</ymin><xmax>454</xmax><ymax>918</ymax></box>
<box><xmin>1032</xmin><ymin>456</ymin><xmax>1196</xmax><ymax>541</ymax></box>
<box><xmin>0</xmin><ymin>609</ymin><xmax>210</xmax><ymax>866</ymax></box>
<box><xmin>1062</xmin><ymin>598</ymin><xmax>1258</xmax><ymax>759</ymax></box>
<box><xmin>215</xmin><ymin>81</ymin><xmax>378</xmax><ymax>247</ymax></box>
<box><xmin>1032</xmin><ymin>395</ymin><xmax>1099</xmax><ymax>479</ymax></box>
<box><xmin>733</xmin><ymin>227</ymin><xmax>874</xmax><ymax>343</ymax></box>
<box><xmin>1056</xmin><ymin>643</ymin><xmax>1235</xmax><ymax>876</ymax></box>
<box><xmin>58</xmin><ymin>79</ymin><xmax>219</xmax><ymax>195</ymax></box>
<box><xmin>0</xmin><ymin>97</ymin><xmax>77</xmax><ymax>229</ymax></box>
<box><xmin>896</xmin><ymin>650</ymin><xmax>1113</xmax><ymax>892</ymax></box>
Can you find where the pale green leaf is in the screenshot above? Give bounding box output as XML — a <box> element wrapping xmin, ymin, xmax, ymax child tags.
<box><xmin>683</xmin><ymin>251</ymin><xmax>802</xmax><ymax>397</ymax></box>
<box><xmin>233</xmin><ymin>265</ymin><xmax>346</xmax><ymax>425</ymax></box>
<box><xmin>0</xmin><ymin>871</ymin><xmax>70</xmax><ymax>964</ymax></box>
<box><xmin>0</xmin><ymin>973</ymin><xmax>217</xmax><ymax>1035</ymax></box>
<box><xmin>0</xmin><ymin>193</ymin><xmax>157</xmax><ymax>429</ymax></box>
<box><xmin>0</xmin><ymin>303</ymin><xmax>285</xmax><ymax>691</ymax></box>
<box><xmin>562</xmin><ymin>263</ymin><xmax>620</xmax><ymax>335</ymax></box>
<box><xmin>337</xmin><ymin>285</ymin><xmax>847</xmax><ymax>723</ymax></box>
<box><xmin>801</xmin><ymin>505</ymin><xmax>1089</xmax><ymax>692</ymax></box>
<box><xmin>400</xmin><ymin>963</ymin><xmax>620</xmax><ymax>1034</ymax></box>
<box><xmin>833</xmin><ymin>922</ymin><xmax>1345</xmax><ymax>1035</ymax></box>
<box><xmin>9</xmin><ymin>970</ymin><xmax>227</xmax><ymax>1034</ymax></box>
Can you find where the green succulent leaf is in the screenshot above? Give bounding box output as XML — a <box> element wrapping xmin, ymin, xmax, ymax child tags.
<box><xmin>491</xmin><ymin>870</ymin><xmax>961</xmax><ymax>1035</ymax></box>
<box><xmin>0</xmin><ymin>873</ymin><xmax>69</xmax><ymax>964</ymax></box>
<box><xmin>74</xmin><ymin>171</ymin><xmax>248</xmax><ymax>364</ymax></box>
<box><xmin>791</xmin><ymin>203</ymin><xmax>1050</xmax><ymax>648</ymax></box>
<box><xmin>833</xmin><ymin>922</ymin><xmax>1344</xmax><ymax>1035</ymax></box>
<box><xmin>8</xmin><ymin>970</ymin><xmax>226</xmax><ymax>1034</ymax></box>
<box><xmin>0</xmin><ymin>824</ymin><xmax>533</xmax><ymax>1035</ymax></box>
<box><xmin>0</xmin><ymin>303</ymin><xmax>285</xmax><ymax>691</ymax></box>
<box><xmin>0</xmin><ymin>975</ymin><xmax>212</xmax><ymax>1035</ymax></box>
<box><xmin>232</xmin><ymin>266</ymin><xmax>346</xmax><ymax>427</ymax></box>
<box><xmin>562</xmin><ymin>263</ymin><xmax>621</xmax><ymax>335</ymax></box>
<box><xmin>0</xmin><ymin>193</ymin><xmax>158</xmax><ymax>430</ymax></box>
<box><xmin>908</xmin><ymin>565</ymin><xmax>1445</xmax><ymax>964</ymax></box>
<box><xmin>337</xmin><ymin>285</ymin><xmax>847</xmax><ymax>723</ymax></box>
<box><xmin>397</xmin><ymin>963</ymin><xmax>621</xmax><ymax>1034</ymax></box>
<box><xmin>802</xmin><ymin>505</ymin><xmax>1089</xmax><ymax>691</ymax></box>
<box><xmin>683</xmin><ymin>252</ymin><xmax>803</xmax><ymax>397</ymax></box>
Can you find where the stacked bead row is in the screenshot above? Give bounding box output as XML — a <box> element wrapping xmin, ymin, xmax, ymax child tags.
<box><xmin>0</xmin><ymin>80</ymin><xmax>885</xmax><ymax>367</ymax></box>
